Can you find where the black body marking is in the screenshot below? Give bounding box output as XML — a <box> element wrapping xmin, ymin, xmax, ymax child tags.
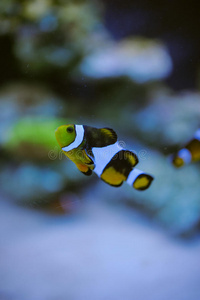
<box><xmin>101</xmin><ymin>150</ymin><xmax>136</xmax><ymax>179</ymax></box>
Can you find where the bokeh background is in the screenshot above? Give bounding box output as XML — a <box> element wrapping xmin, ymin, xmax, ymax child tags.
<box><xmin>0</xmin><ymin>1</ymin><xmax>200</xmax><ymax>300</ymax></box>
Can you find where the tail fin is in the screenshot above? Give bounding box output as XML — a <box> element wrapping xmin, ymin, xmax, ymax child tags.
<box><xmin>126</xmin><ymin>168</ymin><xmax>154</xmax><ymax>191</ymax></box>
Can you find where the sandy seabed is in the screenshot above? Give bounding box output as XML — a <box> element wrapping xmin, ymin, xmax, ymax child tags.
<box><xmin>0</xmin><ymin>196</ymin><xmax>200</xmax><ymax>300</ymax></box>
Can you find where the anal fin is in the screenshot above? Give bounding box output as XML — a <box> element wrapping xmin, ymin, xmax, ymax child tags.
<box><xmin>101</xmin><ymin>166</ymin><xmax>126</xmax><ymax>187</ymax></box>
<box><xmin>100</xmin><ymin>150</ymin><xmax>137</xmax><ymax>187</ymax></box>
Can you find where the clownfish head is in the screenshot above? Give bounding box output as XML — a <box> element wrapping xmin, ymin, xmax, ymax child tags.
<box><xmin>55</xmin><ymin>124</ymin><xmax>76</xmax><ymax>148</ymax></box>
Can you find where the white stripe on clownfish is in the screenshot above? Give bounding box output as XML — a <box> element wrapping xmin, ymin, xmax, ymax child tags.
<box><xmin>62</xmin><ymin>125</ymin><xmax>84</xmax><ymax>152</ymax></box>
<box><xmin>126</xmin><ymin>168</ymin><xmax>144</xmax><ymax>186</ymax></box>
<box><xmin>92</xmin><ymin>142</ymin><xmax>123</xmax><ymax>177</ymax></box>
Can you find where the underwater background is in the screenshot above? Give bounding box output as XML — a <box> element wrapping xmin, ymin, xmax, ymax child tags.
<box><xmin>0</xmin><ymin>1</ymin><xmax>200</xmax><ymax>299</ymax></box>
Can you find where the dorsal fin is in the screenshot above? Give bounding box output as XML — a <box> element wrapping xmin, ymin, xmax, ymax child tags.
<box><xmin>83</xmin><ymin>126</ymin><xmax>118</xmax><ymax>148</ymax></box>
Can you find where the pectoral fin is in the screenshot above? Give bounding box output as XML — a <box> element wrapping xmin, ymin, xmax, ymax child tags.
<box><xmin>81</xmin><ymin>149</ymin><xmax>94</xmax><ymax>166</ymax></box>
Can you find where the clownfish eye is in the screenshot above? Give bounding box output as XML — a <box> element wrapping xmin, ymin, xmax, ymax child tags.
<box><xmin>66</xmin><ymin>127</ymin><xmax>73</xmax><ymax>133</ymax></box>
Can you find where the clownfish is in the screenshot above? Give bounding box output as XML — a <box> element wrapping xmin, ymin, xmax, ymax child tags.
<box><xmin>55</xmin><ymin>124</ymin><xmax>154</xmax><ymax>190</ymax></box>
<box><xmin>172</xmin><ymin>128</ymin><xmax>200</xmax><ymax>167</ymax></box>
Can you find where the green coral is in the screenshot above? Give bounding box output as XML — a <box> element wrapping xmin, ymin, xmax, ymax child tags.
<box><xmin>4</xmin><ymin>117</ymin><xmax>70</xmax><ymax>159</ymax></box>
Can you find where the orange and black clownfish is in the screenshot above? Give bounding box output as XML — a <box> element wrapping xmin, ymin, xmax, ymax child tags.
<box><xmin>172</xmin><ymin>129</ymin><xmax>200</xmax><ymax>167</ymax></box>
<box><xmin>55</xmin><ymin>124</ymin><xmax>154</xmax><ymax>191</ymax></box>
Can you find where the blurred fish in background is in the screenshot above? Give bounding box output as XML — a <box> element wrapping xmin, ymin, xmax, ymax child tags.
<box><xmin>0</xmin><ymin>1</ymin><xmax>200</xmax><ymax>300</ymax></box>
<box><xmin>172</xmin><ymin>128</ymin><xmax>200</xmax><ymax>167</ymax></box>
